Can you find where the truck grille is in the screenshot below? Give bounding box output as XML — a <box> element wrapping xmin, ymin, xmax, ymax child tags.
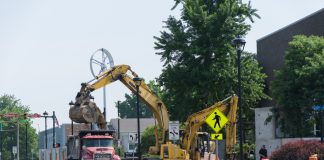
<box><xmin>94</xmin><ymin>153</ymin><xmax>112</xmax><ymax>160</ymax></box>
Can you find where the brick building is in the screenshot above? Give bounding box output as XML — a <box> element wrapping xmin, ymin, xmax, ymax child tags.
<box><xmin>257</xmin><ymin>8</ymin><xmax>324</xmax><ymax>107</ymax></box>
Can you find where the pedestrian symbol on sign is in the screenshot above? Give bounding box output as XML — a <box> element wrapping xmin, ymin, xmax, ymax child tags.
<box><xmin>205</xmin><ymin>108</ymin><xmax>228</xmax><ymax>133</ymax></box>
<box><xmin>212</xmin><ymin>112</ymin><xmax>221</xmax><ymax>128</ymax></box>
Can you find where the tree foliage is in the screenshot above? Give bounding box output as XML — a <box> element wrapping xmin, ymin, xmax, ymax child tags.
<box><xmin>140</xmin><ymin>126</ymin><xmax>162</xmax><ymax>155</ymax></box>
<box><xmin>0</xmin><ymin>94</ymin><xmax>39</xmax><ymax>160</ymax></box>
<box><xmin>115</xmin><ymin>80</ymin><xmax>163</xmax><ymax>118</ymax></box>
<box><xmin>116</xmin><ymin>93</ymin><xmax>153</xmax><ymax>118</ymax></box>
<box><xmin>154</xmin><ymin>0</ymin><xmax>267</xmax><ymax>133</ymax></box>
<box><xmin>271</xmin><ymin>35</ymin><xmax>324</xmax><ymax>137</ymax></box>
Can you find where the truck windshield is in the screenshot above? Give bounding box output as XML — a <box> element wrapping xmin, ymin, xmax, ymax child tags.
<box><xmin>83</xmin><ymin>139</ymin><xmax>113</xmax><ymax>147</ymax></box>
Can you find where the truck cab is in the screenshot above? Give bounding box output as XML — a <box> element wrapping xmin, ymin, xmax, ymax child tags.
<box><xmin>67</xmin><ymin>130</ymin><xmax>120</xmax><ymax>160</ymax></box>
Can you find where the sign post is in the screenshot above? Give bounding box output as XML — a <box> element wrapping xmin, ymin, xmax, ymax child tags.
<box><xmin>210</xmin><ymin>135</ymin><xmax>222</xmax><ymax>159</ymax></box>
<box><xmin>206</xmin><ymin>108</ymin><xmax>229</xmax><ymax>159</ymax></box>
<box><xmin>169</xmin><ymin>121</ymin><xmax>179</xmax><ymax>159</ymax></box>
<box><xmin>216</xmin><ymin>140</ymin><xmax>218</xmax><ymax>158</ymax></box>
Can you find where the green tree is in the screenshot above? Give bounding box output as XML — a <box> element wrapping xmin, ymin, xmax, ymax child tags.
<box><xmin>271</xmin><ymin>35</ymin><xmax>324</xmax><ymax>137</ymax></box>
<box><xmin>116</xmin><ymin>93</ymin><xmax>153</xmax><ymax>118</ymax></box>
<box><xmin>154</xmin><ymin>0</ymin><xmax>267</xmax><ymax>141</ymax></box>
<box><xmin>115</xmin><ymin>80</ymin><xmax>164</xmax><ymax>118</ymax></box>
<box><xmin>140</xmin><ymin>126</ymin><xmax>162</xmax><ymax>155</ymax></box>
<box><xmin>0</xmin><ymin>94</ymin><xmax>38</xmax><ymax>160</ymax></box>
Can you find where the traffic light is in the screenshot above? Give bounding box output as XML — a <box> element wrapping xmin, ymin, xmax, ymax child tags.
<box><xmin>23</xmin><ymin>112</ymin><xmax>28</xmax><ymax>119</ymax></box>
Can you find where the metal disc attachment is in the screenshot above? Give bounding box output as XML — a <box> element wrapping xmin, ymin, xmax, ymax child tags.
<box><xmin>90</xmin><ymin>48</ymin><xmax>114</xmax><ymax>77</ymax></box>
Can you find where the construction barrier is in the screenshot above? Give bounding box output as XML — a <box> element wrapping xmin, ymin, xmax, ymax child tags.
<box><xmin>39</xmin><ymin>147</ymin><xmax>67</xmax><ymax>160</ymax></box>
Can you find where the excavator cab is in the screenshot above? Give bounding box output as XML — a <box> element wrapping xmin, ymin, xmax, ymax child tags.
<box><xmin>195</xmin><ymin>132</ymin><xmax>211</xmax><ymax>157</ymax></box>
<box><xmin>160</xmin><ymin>142</ymin><xmax>190</xmax><ymax>160</ymax></box>
<box><xmin>191</xmin><ymin>132</ymin><xmax>218</xmax><ymax>160</ymax></box>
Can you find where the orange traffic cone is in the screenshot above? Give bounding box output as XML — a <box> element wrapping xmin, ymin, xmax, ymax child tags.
<box><xmin>309</xmin><ymin>154</ymin><xmax>318</xmax><ymax>160</ymax></box>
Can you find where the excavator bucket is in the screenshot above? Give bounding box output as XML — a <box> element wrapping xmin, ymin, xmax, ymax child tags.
<box><xmin>69</xmin><ymin>90</ymin><xmax>107</xmax><ymax>129</ymax></box>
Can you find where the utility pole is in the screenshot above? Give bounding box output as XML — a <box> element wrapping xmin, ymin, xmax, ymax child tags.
<box><xmin>53</xmin><ymin>111</ymin><xmax>56</xmax><ymax>148</ymax></box>
<box><xmin>17</xmin><ymin>123</ymin><xmax>19</xmax><ymax>160</ymax></box>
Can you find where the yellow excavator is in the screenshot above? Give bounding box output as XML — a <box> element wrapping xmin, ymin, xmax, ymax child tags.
<box><xmin>69</xmin><ymin>64</ymin><xmax>238</xmax><ymax>160</ymax></box>
<box><xmin>161</xmin><ymin>95</ymin><xmax>238</xmax><ymax>160</ymax></box>
<box><xmin>69</xmin><ymin>64</ymin><xmax>169</xmax><ymax>154</ymax></box>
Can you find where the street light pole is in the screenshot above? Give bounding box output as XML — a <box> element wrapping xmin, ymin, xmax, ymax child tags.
<box><xmin>232</xmin><ymin>37</ymin><xmax>246</xmax><ymax>160</ymax></box>
<box><xmin>43</xmin><ymin>111</ymin><xmax>48</xmax><ymax>149</ymax></box>
<box><xmin>133</xmin><ymin>77</ymin><xmax>143</xmax><ymax>160</ymax></box>
<box><xmin>118</xmin><ymin>101</ymin><xmax>120</xmax><ymax>140</ymax></box>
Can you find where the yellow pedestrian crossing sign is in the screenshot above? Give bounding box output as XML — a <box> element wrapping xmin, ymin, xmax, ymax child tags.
<box><xmin>210</xmin><ymin>133</ymin><xmax>223</xmax><ymax>140</ymax></box>
<box><xmin>205</xmin><ymin>108</ymin><xmax>228</xmax><ymax>133</ymax></box>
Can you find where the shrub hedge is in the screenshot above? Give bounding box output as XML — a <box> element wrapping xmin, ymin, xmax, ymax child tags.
<box><xmin>270</xmin><ymin>140</ymin><xmax>324</xmax><ymax>160</ymax></box>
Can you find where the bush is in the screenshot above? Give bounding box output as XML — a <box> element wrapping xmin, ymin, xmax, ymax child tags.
<box><xmin>140</xmin><ymin>126</ymin><xmax>162</xmax><ymax>154</ymax></box>
<box><xmin>114</xmin><ymin>145</ymin><xmax>124</xmax><ymax>157</ymax></box>
<box><xmin>270</xmin><ymin>140</ymin><xmax>324</xmax><ymax>160</ymax></box>
<box><xmin>233</xmin><ymin>143</ymin><xmax>255</xmax><ymax>160</ymax></box>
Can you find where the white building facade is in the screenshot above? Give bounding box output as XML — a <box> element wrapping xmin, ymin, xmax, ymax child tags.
<box><xmin>255</xmin><ymin>107</ymin><xmax>320</xmax><ymax>160</ymax></box>
<box><xmin>109</xmin><ymin>118</ymin><xmax>156</xmax><ymax>153</ymax></box>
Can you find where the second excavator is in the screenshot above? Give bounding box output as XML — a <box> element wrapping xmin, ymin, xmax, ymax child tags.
<box><xmin>161</xmin><ymin>95</ymin><xmax>238</xmax><ymax>160</ymax></box>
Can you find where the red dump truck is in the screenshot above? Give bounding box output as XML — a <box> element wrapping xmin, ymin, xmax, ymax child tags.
<box><xmin>67</xmin><ymin>130</ymin><xmax>120</xmax><ymax>160</ymax></box>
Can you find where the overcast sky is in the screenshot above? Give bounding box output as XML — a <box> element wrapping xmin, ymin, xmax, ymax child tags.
<box><xmin>0</xmin><ymin>1</ymin><xmax>323</xmax><ymax>132</ymax></box>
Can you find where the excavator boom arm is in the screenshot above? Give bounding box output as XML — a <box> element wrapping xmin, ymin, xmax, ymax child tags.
<box><xmin>81</xmin><ymin>64</ymin><xmax>169</xmax><ymax>147</ymax></box>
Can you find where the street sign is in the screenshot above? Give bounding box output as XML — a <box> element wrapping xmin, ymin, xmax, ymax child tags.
<box><xmin>128</xmin><ymin>132</ymin><xmax>137</xmax><ymax>144</ymax></box>
<box><xmin>12</xmin><ymin>146</ymin><xmax>17</xmax><ymax>154</ymax></box>
<box><xmin>29</xmin><ymin>113</ymin><xmax>42</xmax><ymax>118</ymax></box>
<box><xmin>210</xmin><ymin>133</ymin><xmax>223</xmax><ymax>140</ymax></box>
<box><xmin>169</xmin><ymin>121</ymin><xmax>180</xmax><ymax>140</ymax></box>
<box><xmin>313</xmin><ymin>105</ymin><xmax>324</xmax><ymax>111</ymax></box>
<box><xmin>205</xmin><ymin>108</ymin><xmax>228</xmax><ymax>133</ymax></box>
<box><xmin>2</xmin><ymin>113</ymin><xmax>18</xmax><ymax>118</ymax></box>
